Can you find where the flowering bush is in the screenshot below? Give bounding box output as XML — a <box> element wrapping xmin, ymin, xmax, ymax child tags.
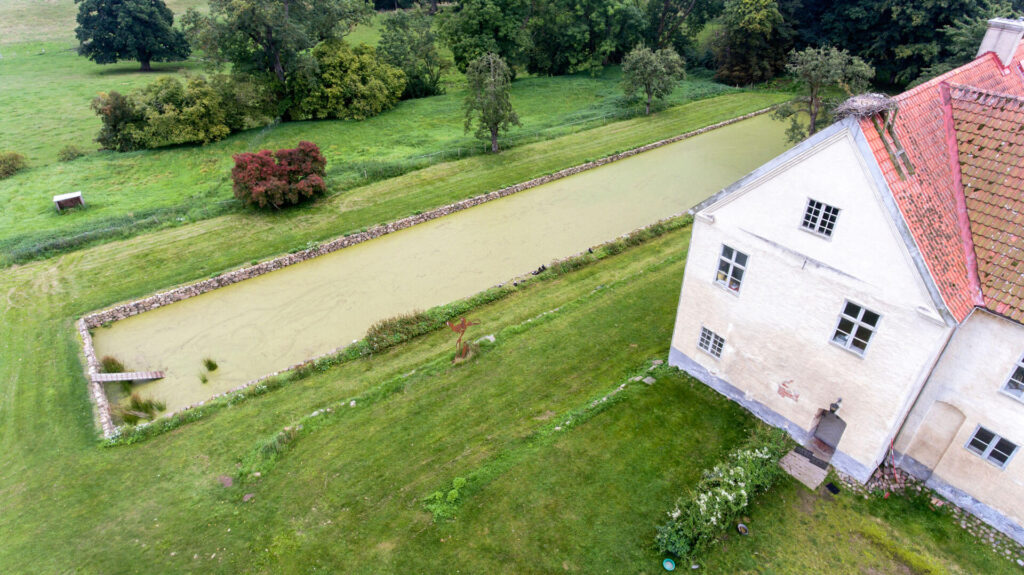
<box><xmin>655</xmin><ymin>426</ymin><xmax>791</xmax><ymax>558</ymax></box>
<box><xmin>231</xmin><ymin>141</ymin><xmax>327</xmax><ymax>208</ymax></box>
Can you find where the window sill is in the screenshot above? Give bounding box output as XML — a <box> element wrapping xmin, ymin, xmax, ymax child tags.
<box><xmin>998</xmin><ymin>388</ymin><xmax>1024</xmax><ymax>405</ymax></box>
<box><xmin>828</xmin><ymin>339</ymin><xmax>867</xmax><ymax>359</ymax></box>
<box><xmin>798</xmin><ymin>225</ymin><xmax>834</xmax><ymax>241</ymax></box>
<box><xmin>713</xmin><ymin>280</ymin><xmax>742</xmax><ymax>297</ymax></box>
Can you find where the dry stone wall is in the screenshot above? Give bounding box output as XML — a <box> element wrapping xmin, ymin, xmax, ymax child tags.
<box><xmin>78</xmin><ymin>107</ymin><xmax>773</xmax><ymax>436</ymax></box>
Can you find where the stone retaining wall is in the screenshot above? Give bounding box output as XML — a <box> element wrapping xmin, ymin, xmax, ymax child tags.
<box><xmin>78</xmin><ymin>106</ymin><xmax>773</xmax><ymax>436</ymax></box>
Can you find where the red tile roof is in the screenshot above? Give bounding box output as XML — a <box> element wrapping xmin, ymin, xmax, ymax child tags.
<box><xmin>949</xmin><ymin>85</ymin><xmax>1024</xmax><ymax>321</ymax></box>
<box><xmin>858</xmin><ymin>44</ymin><xmax>1024</xmax><ymax>323</ymax></box>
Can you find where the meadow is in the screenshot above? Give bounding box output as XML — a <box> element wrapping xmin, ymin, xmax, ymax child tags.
<box><xmin>0</xmin><ymin>12</ymin><xmax>748</xmax><ymax>266</ymax></box>
<box><xmin>0</xmin><ymin>2</ymin><xmax>1018</xmax><ymax>572</ymax></box>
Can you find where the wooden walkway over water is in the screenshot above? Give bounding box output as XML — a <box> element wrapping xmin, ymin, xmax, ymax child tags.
<box><xmin>92</xmin><ymin>371</ymin><xmax>164</xmax><ymax>383</ymax></box>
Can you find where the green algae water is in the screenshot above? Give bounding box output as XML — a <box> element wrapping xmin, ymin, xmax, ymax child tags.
<box><xmin>92</xmin><ymin>114</ymin><xmax>789</xmax><ymax>414</ymax></box>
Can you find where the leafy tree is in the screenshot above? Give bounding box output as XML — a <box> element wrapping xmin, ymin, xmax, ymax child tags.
<box><xmin>807</xmin><ymin>0</ymin><xmax>991</xmax><ymax>87</ymax></box>
<box><xmin>713</xmin><ymin>0</ymin><xmax>801</xmax><ymax>85</ymax></box>
<box><xmin>91</xmin><ymin>90</ymin><xmax>144</xmax><ymax>151</ymax></box>
<box><xmin>232</xmin><ymin>141</ymin><xmax>328</xmax><ymax>209</ymax></box>
<box><xmin>911</xmin><ymin>0</ymin><xmax>1015</xmax><ymax>86</ymax></box>
<box><xmin>290</xmin><ymin>40</ymin><xmax>406</xmax><ymax>120</ymax></box>
<box><xmin>525</xmin><ymin>0</ymin><xmax>646</xmax><ymax>75</ymax></box>
<box><xmin>379</xmin><ymin>6</ymin><xmax>451</xmax><ymax>98</ymax></box>
<box><xmin>771</xmin><ymin>46</ymin><xmax>874</xmax><ymax>143</ymax></box>
<box><xmin>74</xmin><ymin>0</ymin><xmax>190</xmax><ymax>71</ymax></box>
<box><xmin>643</xmin><ymin>0</ymin><xmax>721</xmax><ymax>50</ymax></box>
<box><xmin>621</xmin><ymin>44</ymin><xmax>685</xmax><ymax>115</ymax></box>
<box><xmin>463</xmin><ymin>53</ymin><xmax>521</xmax><ymax>153</ymax></box>
<box><xmin>184</xmin><ymin>0</ymin><xmax>373</xmax><ymax>88</ymax></box>
<box><xmin>437</xmin><ymin>0</ymin><xmax>532</xmax><ymax>73</ymax></box>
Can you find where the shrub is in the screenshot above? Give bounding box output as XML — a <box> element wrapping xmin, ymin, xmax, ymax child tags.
<box><xmin>289</xmin><ymin>40</ymin><xmax>405</xmax><ymax>120</ymax></box>
<box><xmin>0</xmin><ymin>151</ymin><xmax>27</xmax><ymax>179</ymax></box>
<box><xmin>92</xmin><ymin>75</ymin><xmax>267</xmax><ymax>152</ymax></box>
<box><xmin>99</xmin><ymin>355</ymin><xmax>125</xmax><ymax>373</ymax></box>
<box><xmin>231</xmin><ymin>141</ymin><xmax>328</xmax><ymax>208</ymax></box>
<box><xmin>57</xmin><ymin>145</ymin><xmax>87</xmax><ymax>162</ymax></box>
<box><xmin>654</xmin><ymin>426</ymin><xmax>791</xmax><ymax>559</ymax></box>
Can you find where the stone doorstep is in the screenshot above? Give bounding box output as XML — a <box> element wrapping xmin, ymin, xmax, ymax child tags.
<box><xmin>779</xmin><ymin>450</ymin><xmax>828</xmax><ymax>490</ymax></box>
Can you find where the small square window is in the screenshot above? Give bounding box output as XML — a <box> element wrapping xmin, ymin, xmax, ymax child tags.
<box><xmin>966</xmin><ymin>426</ymin><xmax>1018</xmax><ymax>469</ymax></box>
<box><xmin>831</xmin><ymin>301</ymin><xmax>880</xmax><ymax>355</ymax></box>
<box><xmin>715</xmin><ymin>245</ymin><xmax>748</xmax><ymax>293</ymax></box>
<box><xmin>802</xmin><ymin>199</ymin><xmax>841</xmax><ymax>237</ymax></box>
<box><xmin>1003</xmin><ymin>356</ymin><xmax>1024</xmax><ymax>399</ymax></box>
<box><xmin>698</xmin><ymin>327</ymin><xmax>725</xmax><ymax>359</ymax></box>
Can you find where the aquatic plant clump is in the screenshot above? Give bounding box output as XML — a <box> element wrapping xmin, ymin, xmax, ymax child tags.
<box><xmin>99</xmin><ymin>355</ymin><xmax>125</xmax><ymax>373</ymax></box>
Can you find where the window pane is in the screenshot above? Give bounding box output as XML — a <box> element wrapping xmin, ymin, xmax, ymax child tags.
<box><xmin>968</xmin><ymin>437</ymin><xmax>989</xmax><ymax>453</ymax></box>
<box><xmin>989</xmin><ymin>449</ymin><xmax>1010</xmax><ymax>466</ymax></box>
<box><xmin>722</xmin><ymin>246</ymin><xmax>733</xmax><ymax>260</ymax></box>
<box><xmin>973</xmin><ymin>427</ymin><xmax>995</xmax><ymax>446</ymax></box>
<box><xmin>735</xmin><ymin>252</ymin><xmax>748</xmax><ymax>267</ymax></box>
<box><xmin>994</xmin><ymin>438</ymin><xmax>1017</xmax><ymax>456</ymax></box>
<box><xmin>1005</xmin><ymin>379</ymin><xmax>1024</xmax><ymax>397</ymax></box>
<box><xmin>862</xmin><ymin>311</ymin><xmax>880</xmax><ymax>326</ymax></box>
<box><xmin>855</xmin><ymin>325</ymin><xmax>874</xmax><ymax>343</ymax></box>
<box><xmin>843</xmin><ymin>302</ymin><xmax>860</xmax><ymax>318</ymax></box>
<box><xmin>851</xmin><ymin>337</ymin><xmax>868</xmax><ymax>353</ymax></box>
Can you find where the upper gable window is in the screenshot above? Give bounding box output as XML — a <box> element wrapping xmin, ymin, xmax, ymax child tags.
<box><xmin>715</xmin><ymin>245</ymin><xmax>748</xmax><ymax>293</ymax></box>
<box><xmin>802</xmin><ymin>198</ymin><xmax>841</xmax><ymax>238</ymax></box>
<box><xmin>966</xmin><ymin>426</ymin><xmax>1018</xmax><ymax>469</ymax></box>
<box><xmin>831</xmin><ymin>301</ymin><xmax>880</xmax><ymax>355</ymax></box>
<box><xmin>1003</xmin><ymin>355</ymin><xmax>1024</xmax><ymax>400</ymax></box>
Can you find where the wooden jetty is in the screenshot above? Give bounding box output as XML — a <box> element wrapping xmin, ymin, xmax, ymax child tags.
<box><xmin>92</xmin><ymin>371</ymin><xmax>165</xmax><ymax>383</ymax></box>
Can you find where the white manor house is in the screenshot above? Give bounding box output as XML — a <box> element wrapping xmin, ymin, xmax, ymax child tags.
<box><xmin>670</xmin><ymin>19</ymin><xmax>1024</xmax><ymax>544</ymax></box>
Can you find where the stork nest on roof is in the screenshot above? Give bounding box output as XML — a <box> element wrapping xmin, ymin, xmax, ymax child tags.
<box><xmin>834</xmin><ymin>93</ymin><xmax>896</xmax><ymax>119</ymax></box>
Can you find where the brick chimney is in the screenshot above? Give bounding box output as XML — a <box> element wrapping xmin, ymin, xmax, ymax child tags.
<box><xmin>977</xmin><ymin>18</ymin><xmax>1024</xmax><ymax>67</ymax></box>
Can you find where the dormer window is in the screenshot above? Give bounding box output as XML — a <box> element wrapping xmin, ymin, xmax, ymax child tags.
<box><xmin>1003</xmin><ymin>355</ymin><xmax>1024</xmax><ymax>400</ymax></box>
<box><xmin>802</xmin><ymin>198</ymin><xmax>840</xmax><ymax>238</ymax></box>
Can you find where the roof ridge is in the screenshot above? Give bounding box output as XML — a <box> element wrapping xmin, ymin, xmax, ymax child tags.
<box><xmin>893</xmin><ymin>52</ymin><xmax>1005</xmax><ymax>103</ymax></box>
<box><xmin>947</xmin><ymin>83</ymin><xmax>1024</xmax><ymax>107</ymax></box>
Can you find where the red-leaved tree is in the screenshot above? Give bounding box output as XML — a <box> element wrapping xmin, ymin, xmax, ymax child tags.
<box><xmin>231</xmin><ymin>141</ymin><xmax>327</xmax><ymax>208</ymax></box>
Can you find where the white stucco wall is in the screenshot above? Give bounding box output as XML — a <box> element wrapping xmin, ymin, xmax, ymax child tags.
<box><xmin>670</xmin><ymin>126</ymin><xmax>952</xmax><ymax>479</ymax></box>
<box><xmin>898</xmin><ymin>309</ymin><xmax>1024</xmax><ymax>527</ymax></box>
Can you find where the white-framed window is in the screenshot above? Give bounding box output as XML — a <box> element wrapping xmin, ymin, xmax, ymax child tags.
<box><xmin>1003</xmin><ymin>355</ymin><xmax>1024</xmax><ymax>400</ymax></box>
<box><xmin>966</xmin><ymin>426</ymin><xmax>1018</xmax><ymax>469</ymax></box>
<box><xmin>830</xmin><ymin>301</ymin><xmax>881</xmax><ymax>355</ymax></box>
<box><xmin>715</xmin><ymin>245</ymin><xmax>748</xmax><ymax>293</ymax></box>
<box><xmin>698</xmin><ymin>326</ymin><xmax>725</xmax><ymax>359</ymax></box>
<box><xmin>802</xmin><ymin>198</ymin><xmax>841</xmax><ymax>237</ymax></box>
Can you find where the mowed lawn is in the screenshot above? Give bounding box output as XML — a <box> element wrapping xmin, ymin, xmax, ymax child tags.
<box><xmin>0</xmin><ymin>219</ymin><xmax>1016</xmax><ymax>573</ymax></box>
<box><xmin>0</xmin><ymin>91</ymin><xmax>787</xmax><ymax>265</ymax></box>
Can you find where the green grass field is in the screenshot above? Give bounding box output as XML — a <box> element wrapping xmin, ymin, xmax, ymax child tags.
<box><xmin>0</xmin><ymin>216</ymin><xmax>1014</xmax><ymax>573</ymax></box>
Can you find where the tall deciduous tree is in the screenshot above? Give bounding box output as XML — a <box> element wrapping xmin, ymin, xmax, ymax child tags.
<box><xmin>525</xmin><ymin>0</ymin><xmax>645</xmax><ymax>75</ymax></box>
<box><xmin>184</xmin><ymin>0</ymin><xmax>372</xmax><ymax>87</ymax></box>
<box><xmin>463</xmin><ymin>53</ymin><xmax>520</xmax><ymax>153</ymax></box>
<box><xmin>772</xmin><ymin>46</ymin><xmax>874</xmax><ymax>142</ymax></box>
<box><xmin>290</xmin><ymin>40</ymin><xmax>406</xmax><ymax>120</ymax></box>
<box><xmin>437</xmin><ymin>0</ymin><xmax>532</xmax><ymax>73</ymax></box>
<box><xmin>643</xmin><ymin>0</ymin><xmax>720</xmax><ymax>50</ymax></box>
<box><xmin>621</xmin><ymin>44</ymin><xmax>685</xmax><ymax>115</ymax></box>
<box><xmin>713</xmin><ymin>0</ymin><xmax>800</xmax><ymax>85</ymax></box>
<box><xmin>379</xmin><ymin>6</ymin><xmax>450</xmax><ymax>98</ymax></box>
<box><xmin>74</xmin><ymin>0</ymin><xmax>190</xmax><ymax>71</ymax></box>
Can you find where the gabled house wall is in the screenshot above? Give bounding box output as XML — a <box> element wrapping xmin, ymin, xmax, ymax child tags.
<box><xmin>895</xmin><ymin>309</ymin><xmax>1024</xmax><ymax>542</ymax></box>
<box><xmin>670</xmin><ymin>121</ymin><xmax>952</xmax><ymax>482</ymax></box>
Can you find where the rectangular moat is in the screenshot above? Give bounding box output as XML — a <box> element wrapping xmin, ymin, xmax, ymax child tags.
<box><xmin>86</xmin><ymin>113</ymin><xmax>790</xmax><ymax>425</ymax></box>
